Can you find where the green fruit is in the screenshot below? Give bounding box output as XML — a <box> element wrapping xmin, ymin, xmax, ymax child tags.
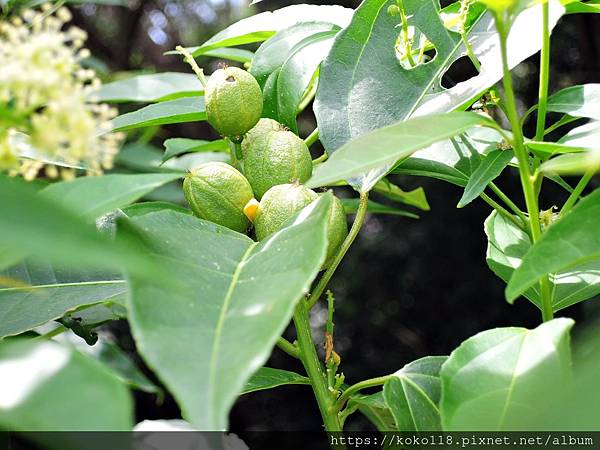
<box><xmin>205</xmin><ymin>67</ymin><xmax>263</xmax><ymax>139</ymax></box>
<box><xmin>183</xmin><ymin>162</ymin><xmax>254</xmax><ymax>233</ymax></box>
<box><xmin>244</xmin><ymin>129</ymin><xmax>313</xmax><ymax>199</ymax></box>
<box><xmin>241</xmin><ymin>118</ymin><xmax>281</xmax><ymax>158</ymax></box>
<box><xmin>323</xmin><ymin>194</ymin><xmax>349</xmax><ymax>268</ymax></box>
<box><xmin>255</xmin><ymin>184</ymin><xmax>349</xmax><ymax>269</ymax></box>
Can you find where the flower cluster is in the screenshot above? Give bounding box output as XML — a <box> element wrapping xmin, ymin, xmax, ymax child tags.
<box><xmin>0</xmin><ymin>4</ymin><xmax>121</xmax><ymax>180</ymax></box>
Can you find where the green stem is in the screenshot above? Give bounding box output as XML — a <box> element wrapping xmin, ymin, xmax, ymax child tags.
<box><xmin>489</xmin><ymin>182</ymin><xmax>529</xmax><ymax>225</ymax></box>
<box><xmin>313</xmin><ymin>153</ymin><xmax>328</xmax><ymax>165</ymax></box>
<box><xmin>293</xmin><ymin>301</ymin><xmax>345</xmax><ymax>444</ymax></box>
<box><xmin>560</xmin><ymin>169</ymin><xmax>595</xmax><ymax>216</ymax></box>
<box><xmin>334</xmin><ymin>375</ymin><xmax>394</xmax><ymax>412</ymax></box>
<box><xmin>534</xmin><ymin>2</ymin><xmax>551</xmax><ymax>143</ymax></box>
<box><xmin>397</xmin><ymin>0</ymin><xmax>416</xmax><ymax>68</ymax></box>
<box><xmin>305</xmin><ymin>128</ymin><xmax>320</xmax><ymax>148</ymax></box>
<box><xmin>228</xmin><ymin>140</ymin><xmax>242</xmax><ymax>171</ymax></box>
<box><xmin>497</xmin><ymin>20</ymin><xmax>553</xmax><ymax>322</ymax></box>
<box><xmin>307</xmin><ymin>192</ymin><xmax>369</xmax><ymax>310</ymax></box>
<box><xmin>480</xmin><ymin>192</ymin><xmax>527</xmax><ymax>232</ymax></box>
<box><xmin>276</xmin><ymin>337</ymin><xmax>300</xmax><ymax>359</ymax></box>
<box><xmin>35</xmin><ymin>325</ymin><xmax>67</xmax><ymax>340</ymax></box>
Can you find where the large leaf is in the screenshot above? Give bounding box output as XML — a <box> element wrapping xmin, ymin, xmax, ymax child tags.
<box><xmin>0</xmin><ymin>339</ymin><xmax>132</xmax><ymax>430</ymax></box>
<box><xmin>440</xmin><ymin>318</ymin><xmax>574</xmax><ymax>430</ymax></box>
<box><xmin>91</xmin><ymin>72</ymin><xmax>203</xmax><ymax>103</ymax></box>
<box><xmin>306</xmin><ymin>112</ymin><xmax>493</xmax><ymax>191</ymax></box>
<box><xmin>457</xmin><ymin>149</ymin><xmax>513</xmax><ymax>207</ymax></box>
<box><xmin>126</xmin><ymin>196</ymin><xmax>331</xmax><ymax>429</ymax></box>
<box><xmin>184</xmin><ymin>4</ymin><xmax>353</xmax><ymax>57</ymax></box>
<box><xmin>0</xmin><ymin>175</ymin><xmax>159</xmax><ymax>280</ymax></box>
<box><xmin>0</xmin><ymin>260</ymin><xmax>126</xmax><ymax>338</ymax></box>
<box><xmin>546</xmin><ymin>84</ymin><xmax>600</xmax><ymax>120</ymax></box>
<box><xmin>506</xmin><ymin>189</ymin><xmax>600</xmax><ymax>302</ymax></box>
<box><xmin>383</xmin><ymin>356</ymin><xmax>447</xmax><ymax>431</ymax></box>
<box><xmin>40</xmin><ymin>174</ymin><xmax>182</xmax><ymax>222</ymax></box>
<box><xmin>485</xmin><ymin>211</ymin><xmax>600</xmax><ymax>311</ymax></box>
<box><xmin>241</xmin><ymin>367</ymin><xmax>310</xmax><ymax>395</ymax></box>
<box><xmin>314</xmin><ymin>0</ymin><xmax>563</xmax><ymax>190</ymax></box>
<box><xmin>109</xmin><ymin>97</ymin><xmax>205</xmax><ymax>132</ymax></box>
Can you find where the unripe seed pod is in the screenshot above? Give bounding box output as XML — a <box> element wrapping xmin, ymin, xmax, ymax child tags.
<box><xmin>205</xmin><ymin>67</ymin><xmax>263</xmax><ymax>139</ymax></box>
<box><xmin>241</xmin><ymin>118</ymin><xmax>280</xmax><ymax>158</ymax></box>
<box><xmin>183</xmin><ymin>162</ymin><xmax>254</xmax><ymax>233</ymax></box>
<box><xmin>244</xmin><ymin>129</ymin><xmax>313</xmax><ymax>199</ymax></box>
<box><xmin>254</xmin><ymin>184</ymin><xmax>349</xmax><ymax>269</ymax></box>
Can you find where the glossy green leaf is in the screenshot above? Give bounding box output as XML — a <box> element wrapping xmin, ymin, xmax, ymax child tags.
<box><xmin>383</xmin><ymin>356</ymin><xmax>447</xmax><ymax>431</ymax></box>
<box><xmin>559</xmin><ymin>121</ymin><xmax>600</xmax><ymax>147</ymax></box>
<box><xmin>393</xmin><ymin>129</ymin><xmax>501</xmax><ymax>186</ymax></box>
<box><xmin>547</xmin><ymin>84</ymin><xmax>600</xmax><ymax>120</ymax></box>
<box><xmin>200</xmin><ymin>48</ymin><xmax>255</xmax><ymax>63</ymax></box>
<box><xmin>314</xmin><ymin>0</ymin><xmax>563</xmax><ymax>190</ymax></box>
<box><xmin>341</xmin><ymin>199</ymin><xmax>419</xmax><ymax>219</ymax></box>
<box><xmin>540</xmin><ymin>150</ymin><xmax>600</xmax><ymax>175</ymax></box>
<box><xmin>183</xmin><ymin>5</ymin><xmax>353</xmax><ymax>57</ymax></box>
<box><xmin>91</xmin><ymin>72</ymin><xmax>203</xmax><ymax>103</ymax></box>
<box><xmin>263</xmin><ymin>31</ymin><xmax>337</xmax><ymax>132</ymax></box>
<box><xmin>40</xmin><ymin>174</ymin><xmax>181</xmax><ymax>222</ymax></box>
<box><xmin>0</xmin><ymin>259</ymin><xmax>126</xmax><ymax>338</ymax></box>
<box><xmin>485</xmin><ymin>211</ymin><xmax>600</xmax><ymax>311</ymax></box>
<box><xmin>440</xmin><ymin>318</ymin><xmax>574</xmax><ymax>430</ymax></box>
<box><xmin>506</xmin><ymin>189</ymin><xmax>600</xmax><ymax>302</ymax></box>
<box><xmin>123</xmin><ymin>201</ymin><xmax>191</xmax><ymax>218</ymax></box>
<box><xmin>241</xmin><ymin>367</ymin><xmax>310</xmax><ymax>395</ymax></box>
<box><xmin>527</xmin><ymin>141</ymin><xmax>586</xmax><ymax>158</ymax></box>
<box><xmin>349</xmin><ymin>392</ymin><xmax>397</xmax><ymax>432</ymax></box>
<box><xmin>307</xmin><ymin>112</ymin><xmax>493</xmax><ymax>191</ymax></box>
<box><xmin>0</xmin><ymin>175</ymin><xmax>159</xmax><ymax>281</ymax></box>
<box><xmin>162</xmin><ymin>138</ymin><xmax>229</xmax><ymax>163</ymax></box>
<box><xmin>563</xmin><ymin>0</ymin><xmax>600</xmax><ymax>12</ymax></box>
<box><xmin>127</xmin><ymin>196</ymin><xmax>331</xmax><ymax>429</ymax></box>
<box><xmin>109</xmin><ymin>97</ymin><xmax>205</xmax><ymax>132</ymax></box>
<box><xmin>458</xmin><ymin>149</ymin><xmax>513</xmax><ymax>207</ymax></box>
<box><xmin>0</xmin><ymin>339</ymin><xmax>133</xmax><ymax>430</ymax></box>
<box><xmin>250</xmin><ymin>22</ymin><xmax>339</xmax><ymax>87</ymax></box>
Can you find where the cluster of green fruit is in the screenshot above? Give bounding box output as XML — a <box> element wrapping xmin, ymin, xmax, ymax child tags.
<box><xmin>182</xmin><ymin>66</ymin><xmax>348</xmax><ymax>268</ymax></box>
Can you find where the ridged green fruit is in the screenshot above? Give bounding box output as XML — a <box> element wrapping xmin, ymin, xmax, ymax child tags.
<box><xmin>241</xmin><ymin>118</ymin><xmax>281</xmax><ymax>158</ymax></box>
<box><xmin>183</xmin><ymin>162</ymin><xmax>254</xmax><ymax>233</ymax></box>
<box><xmin>205</xmin><ymin>67</ymin><xmax>263</xmax><ymax>139</ymax></box>
<box><xmin>323</xmin><ymin>194</ymin><xmax>349</xmax><ymax>268</ymax></box>
<box><xmin>255</xmin><ymin>184</ymin><xmax>349</xmax><ymax>269</ymax></box>
<box><xmin>244</xmin><ymin>129</ymin><xmax>313</xmax><ymax>199</ymax></box>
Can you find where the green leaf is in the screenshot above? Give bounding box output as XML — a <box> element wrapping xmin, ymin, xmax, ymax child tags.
<box><xmin>559</xmin><ymin>120</ymin><xmax>600</xmax><ymax>147</ymax></box>
<box><xmin>0</xmin><ymin>260</ymin><xmax>126</xmax><ymax>338</ymax></box>
<box><xmin>383</xmin><ymin>356</ymin><xmax>447</xmax><ymax>431</ymax></box>
<box><xmin>91</xmin><ymin>72</ymin><xmax>203</xmax><ymax>103</ymax></box>
<box><xmin>540</xmin><ymin>150</ymin><xmax>600</xmax><ymax>175</ymax></box>
<box><xmin>393</xmin><ymin>129</ymin><xmax>501</xmax><ymax>186</ymax></box>
<box><xmin>485</xmin><ymin>211</ymin><xmax>600</xmax><ymax>311</ymax></box>
<box><xmin>458</xmin><ymin>149</ymin><xmax>513</xmax><ymax>207</ymax></box>
<box><xmin>0</xmin><ymin>339</ymin><xmax>133</xmax><ymax>430</ymax></box>
<box><xmin>241</xmin><ymin>367</ymin><xmax>310</xmax><ymax>395</ymax></box>
<box><xmin>373</xmin><ymin>179</ymin><xmax>430</xmax><ymax>211</ymax></box>
<box><xmin>349</xmin><ymin>392</ymin><xmax>397</xmax><ymax>431</ymax></box>
<box><xmin>262</xmin><ymin>30</ymin><xmax>338</xmax><ymax>132</ymax></box>
<box><xmin>123</xmin><ymin>201</ymin><xmax>191</xmax><ymax>218</ymax></box>
<box><xmin>162</xmin><ymin>138</ymin><xmax>229</xmax><ymax>163</ymax></box>
<box><xmin>126</xmin><ymin>196</ymin><xmax>331</xmax><ymax>429</ymax></box>
<box><xmin>314</xmin><ymin>0</ymin><xmax>563</xmax><ymax>190</ymax></box>
<box><xmin>440</xmin><ymin>318</ymin><xmax>574</xmax><ymax>430</ymax></box>
<box><xmin>40</xmin><ymin>174</ymin><xmax>182</xmax><ymax>222</ymax></box>
<box><xmin>341</xmin><ymin>198</ymin><xmax>419</xmax><ymax>218</ymax></box>
<box><xmin>250</xmin><ymin>22</ymin><xmax>339</xmax><ymax>87</ymax></box>
<box><xmin>563</xmin><ymin>0</ymin><xmax>600</xmax><ymax>13</ymax></box>
<box><xmin>109</xmin><ymin>97</ymin><xmax>205</xmax><ymax>132</ymax></box>
<box><xmin>0</xmin><ymin>175</ymin><xmax>160</xmax><ymax>281</ymax></box>
<box><xmin>506</xmin><ymin>189</ymin><xmax>600</xmax><ymax>302</ymax></box>
<box><xmin>200</xmin><ymin>48</ymin><xmax>255</xmax><ymax>63</ymax></box>
<box><xmin>182</xmin><ymin>5</ymin><xmax>353</xmax><ymax>57</ymax></box>
<box><xmin>547</xmin><ymin>84</ymin><xmax>600</xmax><ymax>120</ymax></box>
<box><xmin>307</xmin><ymin>112</ymin><xmax>493</xmax><ymax>191</ymax></box>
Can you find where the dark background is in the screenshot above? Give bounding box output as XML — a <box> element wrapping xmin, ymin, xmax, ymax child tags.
<box><xmin>69</xmin><ymin>0</ymin><xmax>600</xmax><ymax>443</ymax></box>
